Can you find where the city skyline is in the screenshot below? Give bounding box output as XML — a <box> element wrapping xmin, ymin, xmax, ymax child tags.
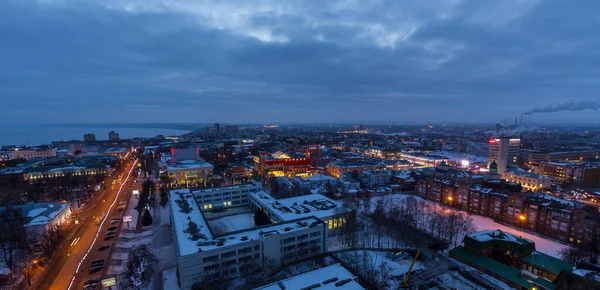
<box><xmin>2</xmin><ymin>0</ymin><xmax>600</xmax><ymax>124</ymax></box>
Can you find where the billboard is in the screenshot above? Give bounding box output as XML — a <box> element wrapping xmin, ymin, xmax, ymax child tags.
<box><xmin>101</xmin><ymin>277</ymin><xmax>117</xmax><ymax>288</ymax></box>
<box><xmin>123</xmin><ymin>215</ymin><xmax>133</xmax><ymax>222</ymax></box>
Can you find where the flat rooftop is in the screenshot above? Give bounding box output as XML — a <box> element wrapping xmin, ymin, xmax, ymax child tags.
<box><xmin>254</xmin><ymin>263</ymin><xmax>364</xmax><ymax>290</ymax></box>
<box><xmin>167</xmin><ymin>159</ymin><xmax>214</xmax><ymax>171</ymax></box>
<box><xmin>251</xmin><ymin>191</ymin><xmax>344</xmax><ymax>221</ymax></box>
<box><xmin>169</xmin><ymin>190</ymin><xmax>213</xmax><ymax>256</ymax></box>
<box><xmin>170</xmin><ymin>189</ymin><xmax>323</xmax><ymax>256</ymax></box>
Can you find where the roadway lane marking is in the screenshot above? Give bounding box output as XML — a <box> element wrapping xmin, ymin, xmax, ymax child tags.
<box><xmin>66</xmin><ymin>159</ymin><xmax>138</xmax><ymax>290</ymax></box>
<box><xmin>70</xmin><ymin>237</ymin><xmax>81</xmax><ymax>247</ymax></box>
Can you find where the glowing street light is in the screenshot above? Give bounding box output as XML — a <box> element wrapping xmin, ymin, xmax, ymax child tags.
<box><xmin>447</xmin><ymin>196</ymin><xmax>453</xmax><ymax>202</ymax></box>
<box><xmin>519</xmin><ymin>215</ymin><xmax>526</xmax><ymax>221</ymax></box>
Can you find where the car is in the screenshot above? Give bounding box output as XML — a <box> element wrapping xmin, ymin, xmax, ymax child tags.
<box><xmin>111</xmin><ymin>218</ymin><xmax>121</xmax><ymax>222</ymax></box>
<box><xmin>91</xmin><ymin>260</ymin><xmax>104</xmax><ymax>266</ymax></box>
<box><xmin>89</xmin><ymin>267</ymin><xmax>102</xmax><ymax>274</ymax></box>
<box><xmin>98</xmin><ymin>245</ymin><xmax>110</xmax><ymax>251</ymax></box>
<box><xmin>107</xmin><ymin>226</ymin><xmax>117</xmax><ymax>231</ymax></box>
<box><xmin>118</xmin><ymin>206</ymin><xmax>125</xmax><ymax>211</ymax></box>
<box><xmin>107</xmin><ymin>230</ymin><xmax>116</xmax><ymax>236</ymax></box>
<box><xmin>91</xmin><ymin>262</ymin><xmax>104</xmax><ymax>268</ymax></box>
<box><xmin>110</xmin><ymin>219</ymin><xmax>120</xmax><ymax>224</ymax></box>
<box><xmin>84</xmin><ymin>279</ymin><xmax>99</xmax><ymax>285</ymax></box>
<box><xmin>84</xmin><ymin>284</ymin><xmax>97</xmax><ymax>290</ymax></box>
<box><xmin>119</xmin><ymin>200</ymin><xmax>127</xmax><ymax>205</ymax></box>
<box><xmin>103</xmin><ymin>235</ymin><xmax>114</xmax><ymax>241</ymax></box>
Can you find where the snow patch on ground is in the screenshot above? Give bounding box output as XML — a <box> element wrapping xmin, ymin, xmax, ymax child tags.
<box><xmin>163</xmin><ymin>268</ymin><xmax>180</xmax><ymax>290</ymax></box>
<box><xmin>337</xmin><ymin>250</ymin><xmax>425</xmax><ymax>289</ymax></box>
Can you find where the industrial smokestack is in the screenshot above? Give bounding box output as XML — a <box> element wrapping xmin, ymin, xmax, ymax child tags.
<box><xmin>523</xmin><ymin>98</ymin><xmax>600</xmax><ymax>116</ymax></box>
<box><xmin>520</xmin><ymin>114</ymin><xmax>523</xmax><ymax>126</ymax></box>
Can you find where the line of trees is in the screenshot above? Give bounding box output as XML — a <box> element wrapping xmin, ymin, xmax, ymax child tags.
<box><xmin>337</xmin><ymin>195</ymin><xmax>475</xmax><ymax>250</ymax></box>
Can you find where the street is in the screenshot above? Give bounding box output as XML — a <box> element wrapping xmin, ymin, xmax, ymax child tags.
<box><xmin>35</xmin><ymin>159</ymin><xmax>138</xmax><ymax>290</ymax></box>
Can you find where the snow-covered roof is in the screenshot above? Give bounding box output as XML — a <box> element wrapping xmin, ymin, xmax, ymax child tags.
<box><xmin>166</xmin><ymin>159</ymin><xmax>214</xmax><ymax>172</ymax></box>
<box><xmin>0</xmin><ymin>203</ymin><xmax>69</xmax><ymax>227</ymax></box>
<box><xmin>466</xmin><ymin>229</ymin><xmax>533</xmax><ymax>245</ymax></box>
<box><xmin>573</xmin><ymin>269</ymin><xmax>600</xmax><ymax>282</ymax></box>
<box><xmin>170</xmin><ymin>189</ymin><xmax>324</xmax><ymax>256</ymax></box>
<box><xmin>250</xmin><ymin>191</ymin><xmax>345</xmax><ymax>221</ymax></box>
<box><xmin>169</xmin><ymin>191</ymin><xmax>213</xmax><ymax>256</ymax></box>
<box><xmin>254</xmin><ymin>263</ymin><xmax>364</xmax><ymax>290</ymax></box>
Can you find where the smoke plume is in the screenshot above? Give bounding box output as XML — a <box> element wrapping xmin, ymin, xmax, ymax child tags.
<box><xmin>523</xmin><ymin>99</ymin><xmax>600</xmax><ymax>115</ymax></box>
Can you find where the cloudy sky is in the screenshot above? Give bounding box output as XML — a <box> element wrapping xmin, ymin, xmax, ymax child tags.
<box><xmin>2</xmin><ymin>0</ymin><xmax>600</xmax><ymax>124</ymax></box>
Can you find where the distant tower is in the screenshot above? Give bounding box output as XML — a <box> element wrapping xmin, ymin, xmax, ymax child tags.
<box><xmin>83</xmin><ymin>133</ymin><xmax>96</xmax><ymax>143</ymax></box>
<box><xmin>108</xmin><ymin>130</ymin><xmax>119</xmax><ymax>141</ymax></box>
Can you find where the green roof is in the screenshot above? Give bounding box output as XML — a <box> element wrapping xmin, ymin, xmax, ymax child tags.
<box><xmin>450</xmin><ymin>246</ymin><xmax>533</xmax><ymax>289</ymax></box>
<box><xmin>533</xmin><ymin>277</ymin><xmax>557</xmax><ymax>290</ymax></box>
<box><xmin>520</xmin><ymin>252</ymin><xmax>573</xmax><ymax>275</ymax></box>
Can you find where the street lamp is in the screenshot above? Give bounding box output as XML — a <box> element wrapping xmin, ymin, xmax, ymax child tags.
<box><xmin>519</xmin><ymin>214</ymin><xmax>526</xmax><ymax>228</ymax></box>
<box><xmin>447</xmin><ymin>196</ymin><xmax>453</xmax><ymax>202</ymax></box>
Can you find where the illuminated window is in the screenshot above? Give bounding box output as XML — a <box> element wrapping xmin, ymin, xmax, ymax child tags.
<box><xmin>328</xmin><ymin>220</ymin><xmax>333</xmax><ymax>229</ymax></box>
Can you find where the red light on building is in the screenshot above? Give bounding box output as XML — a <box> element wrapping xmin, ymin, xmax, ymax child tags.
<box><xmin>489</xmin><ymin>139</ymin><xmax>498</xmax><ymax>144</ymax></box>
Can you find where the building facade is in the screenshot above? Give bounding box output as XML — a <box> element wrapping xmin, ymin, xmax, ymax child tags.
<box><xmin>488</xmin><ymin>137</ymin><xmax>520</xmax><ymax>174</ymax></box>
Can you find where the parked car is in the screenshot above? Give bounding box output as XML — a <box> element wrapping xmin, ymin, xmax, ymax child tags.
<box><xmin>98</xmin><ymin>245</ymin><xmax>110</xmax><ymax>251</ymax></box>
<box><xmin>103</xmin><ymin>235</ymin><xmax>114</xmax><ymax>241</ymax></box>
<box><xmin>118</xmin><ymin>206</ymin><xmax>125</xmax><ymax>211</ymax></box>
<box><xmin>107</xmin><ymin>226</ymin><xmax>117</xmax><ymax>231</ymax></box>
<box><xmin>84</xmin><ymin>279</ymin><xmax>99</xmax><ymax>286</ymax></box>
<box><xmin>89</xmin><ymin>267</ymin><xmax>102</xmax><ymax>274</ymax></box>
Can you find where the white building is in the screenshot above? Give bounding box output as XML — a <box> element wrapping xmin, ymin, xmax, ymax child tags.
<box><xmin>185</xmin><ymin>182</ymin><xmax>262</xmax><ymax>211</ymax></box>
<box><xmin>488</xmin><ymin>137</ymin><xmax>520</xmax><ymax>174</ymax></box>
<box><xmin>169</xmin><ymin>192</ymin><xmax>327</xmax><ymax>290</ymax></box>
<box><xmin>2</xmin><ymin>148</ymin><xmax>57</xmax><ymax>160</ymax></box>
<box><xmin>254</xmin><ymin>263</ymin><xmax>364</xmax><ymax>290</ymax></box>
<box><xmin>359</xmin><ymin>170</ymin><xmax>390</xmax><ymax>188</ymax></box>
<box><xmin>0</xmin><ymin>203</ymin><xmax>72</xmax><ymax>240</ymax></box>
<box><xmin>249</xmin><ymin>191</ymin><xmax>347</xmax><ymax>231</ymax></box>
<box><xmin>502</xmin><ymin>170</ymin><xmax>552</xmax><ymax>191</ymax></box>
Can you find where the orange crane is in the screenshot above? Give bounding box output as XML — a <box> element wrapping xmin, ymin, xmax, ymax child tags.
<box><xmin>399</xmin><ymin>249</ymin><xmax>421</xmax><ymax>288</ymax></box>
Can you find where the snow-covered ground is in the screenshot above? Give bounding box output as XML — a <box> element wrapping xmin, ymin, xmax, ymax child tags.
<box><xmin>208</xmin><ymin>213</ymin><xmax>256</xmax><ymax>235</ymax></box>
<box><xmin>163</xmin><ymin>268</ymin><xmax>180</xmax><ymax>290</ymax></box>
<box><xmin>362</xmin><ymin>193</ymin><xmax>570</xmax><ymax>258</ymax></box>
<box><xmin>337</xmin><ymin>250</ymin><xmax>425</xmax><ymax>289</ymax></box>
<box><xmin>470</xmin><ymin>215</ymin><xmax>569</xmax><ymax>258</ymax></box>
<box><xmin>432</xmin><ymin>272</ymin><xmax>484</xmax><ymax>290</ymax></box>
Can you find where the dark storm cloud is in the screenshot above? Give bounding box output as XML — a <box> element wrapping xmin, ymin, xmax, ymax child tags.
<box><xmin>1</xmin><ymin>0</ymin><xmax>600</xmax><ymax>124</ymax></box>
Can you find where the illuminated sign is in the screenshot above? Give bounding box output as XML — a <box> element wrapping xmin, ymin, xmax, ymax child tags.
<box><xmin>461</xmin><ymin>160</ymin><xmax>470</xmax><ymax>167</ymax></box>
<box><xmin>123</xmin><ymin>216</ymin><xmax>133</xmax><ymax>222</ymax></box>
<box><xmin>101</xmin><ymin>277</ymin><xmax>117</xmax><ymax>288</ymax></box>
<box><xmin>132</xmin><ymin>190</ymin><xmax>139</xmax><ymax>195</ymax></box>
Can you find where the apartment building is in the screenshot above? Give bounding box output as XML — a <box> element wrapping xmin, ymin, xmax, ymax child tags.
<box><xmin>416</xmin><ymin>177</ymin><xmax>600</xmax><ymax>246</ymax></box>
<box><xmin>530</xmin><ymin>161</ymin><xmax>583</xmax><ymax>184</ymax></box>
<box><xmin>170</xmin><ymin>192</ymin><xmax>327</xmax><ymax>290</ymax></box>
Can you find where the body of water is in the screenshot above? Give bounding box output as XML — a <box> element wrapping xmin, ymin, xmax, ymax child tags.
<box><xmin>0</xmin><ymin>124</ymin><xmax>190</xmax><ymax>146</ymax></box>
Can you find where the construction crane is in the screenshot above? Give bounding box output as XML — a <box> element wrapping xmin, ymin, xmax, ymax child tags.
<box><xmin>399</xmin><ymin>249</ymin><xmax>421</xmax><ymax>289</ymax></box>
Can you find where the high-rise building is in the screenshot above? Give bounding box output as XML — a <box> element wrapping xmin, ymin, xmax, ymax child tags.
<box><xmin>108</xmin><ymin>130</ymin><xmax>119</xmax><ymax>140</ymax></box>
<box><xmin>83</xmin><ymin>133</ymin><xmax>96</xmax><ymax>143</ymax></box>
<box><xmin>488</xmin><ymin>137</ymin><xmax>520</xmax><ymax>174</ymax></box>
